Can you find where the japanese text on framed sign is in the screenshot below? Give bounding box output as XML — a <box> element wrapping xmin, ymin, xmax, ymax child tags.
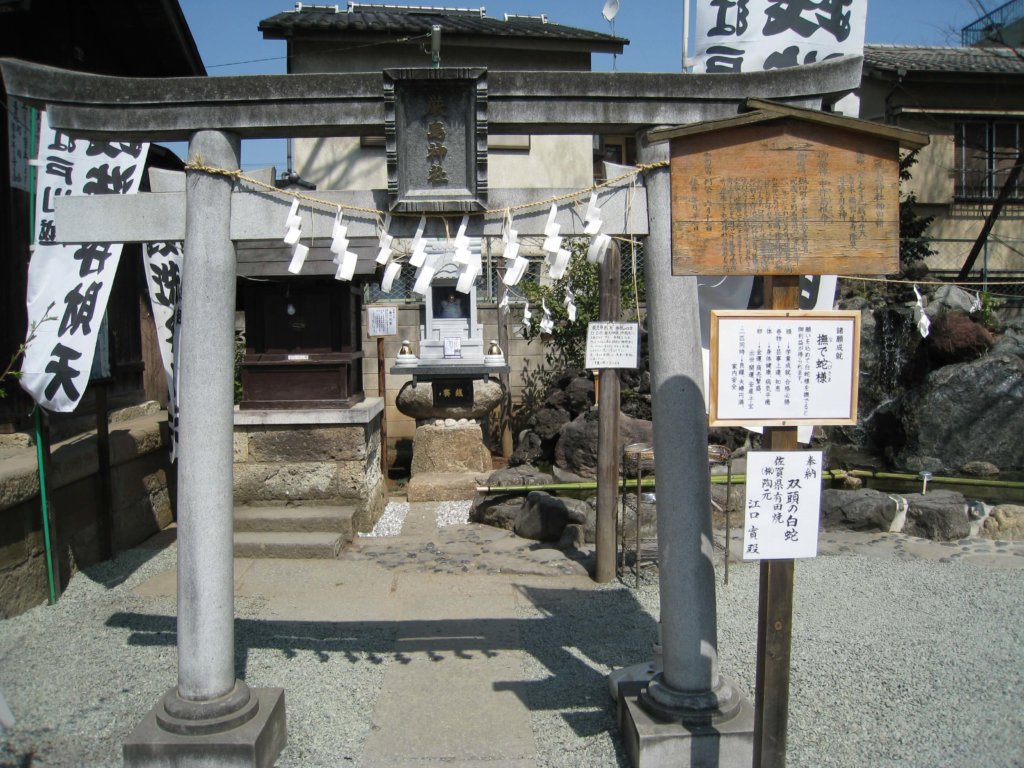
<box><xmin>585</xmin><ymin>322</ymin><xmax>640</xmax><ymax>370</ymax></box>
<box><xmin>367</xmin><ymin>305</ymin><xmax>398</xmax><ymax>337</ymax></box>
<box><xmin>710</xmin><ymin>310</ymin><xmax>860</xmax><ymax>426</ymax></box>
<box><xmin>743</xmin><ymin>451</ymin><xmax>822</xmax><ymax>560</ymax></box>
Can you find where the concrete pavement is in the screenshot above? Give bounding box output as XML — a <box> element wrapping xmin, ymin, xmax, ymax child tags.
<box><xmin>127</xmin><ymin>502</ymin><xmax>1024</xmax><ymax>767</ymax></box>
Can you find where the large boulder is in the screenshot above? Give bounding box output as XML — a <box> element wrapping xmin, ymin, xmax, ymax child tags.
<box><xmin>509</xmin><ymin>431</ymin><xmax>545</xmax><ymax>467</ymax></box>
<box><xmin>531</xmin><ymin>406</ymin><xmax>571</xmax><ymax>442</ymax></box>
<box><xmin>923</xmin><ymin>311</ymin><xmax>993</xmax><ymax>366</ymax></box>
<box><xmin>981</xmin><ymin>505</ymin><xmax>1024</xmax><ymax>540</ymax></box>
<box><xmin>554</xmin><ymin>410</ymin><xmax>653</xmax><ymax>479</ymax></box>
<box><xmin>395</xmin><ymin>379</ymin><xmax>504</xmax><ymax>420</ymax></box>
<box><xmin>485</xmin><ymin>465</ymin><xmax>553</xmax><ymax>489</ymax></box>
<box><xmin>513</xmin><ymin>491</ymin><xmax>572</xmax><ymax>542</ymax></box>
<box><xmin>820</xmin><ymin>488</ymin><xmax>906</xmax><ymax>532</ymax></box>
<box><xmin>471</xmin><ymin>495</ymin><xmax>521</xmax><ymax>531</ymax></box>
<box><xmin>902</xmin><ymin>490</ymin><xmax>971</xmax><ymax>541</ymax></box>
<box><xmin>926</xmin><ymin>285</ymin><xmax>978</xmax><ymax>316</ymax></box>
<box><xmin>897</xmin><ymin>355</ymin><xmax>1024</xmax><ymax>473</ymax></box>
<box><xmin>990</xmin><ymin>330</ymin><xmax>1024</xmax><ymax>360</ymax></box>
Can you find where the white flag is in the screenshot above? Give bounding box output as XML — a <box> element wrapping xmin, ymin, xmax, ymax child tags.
<box><xmin>21</xmin><ymin>112</ymin><xmax>149</xmax><ymax>412</ymax></box>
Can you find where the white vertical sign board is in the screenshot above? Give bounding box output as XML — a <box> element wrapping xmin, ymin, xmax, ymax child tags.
<box><xmin>710</xmin><ymin>310</ymin><xmax>860</xmax><ymax>426</ymax></box>
<box><xmin>21</xmin><ymin>112</ymin><xmax>149</xmax><ymax>412</ymax></box>
<box><xmin>367</xmin><ymin>305</ymin><xmax>398</xmax><ymax>337</ymax></box>
<box><xmin>693</xmin><ymin>0</ymin><xmax>867</xmax><ymax>73</ymax></box>
<box><xmin>585</xmin><ymin>322</ymin><xmax>640</xmax><ymax>369</ymax></box>
<box><xmin>743</xmin><ymin>450</ymin><xmax>822</xmax><ymax>560</ymax></box>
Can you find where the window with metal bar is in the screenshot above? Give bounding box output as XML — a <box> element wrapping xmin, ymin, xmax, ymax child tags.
<box><xmin>955</xmin><ymin>121</ymin><xmax>1023</xmax><ymax>202</ymax></box>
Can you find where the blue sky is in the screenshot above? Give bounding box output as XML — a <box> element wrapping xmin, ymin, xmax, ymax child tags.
<box><xmin>175</xmin><ymin>0</ymin><xmax>991</xmax><ymax>169</ymax></box>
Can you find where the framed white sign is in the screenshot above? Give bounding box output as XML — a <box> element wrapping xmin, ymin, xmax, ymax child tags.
<box><xmin>585</xmin><ymin>322</ymin><xmax>640</xmax><ymax>370</ymax></box>
<box><xmin>709</xmin><ymin>310</ymin><xmax>860</xmax><ymax>427</ymax></box>
<box><xmin>366</xmin><ymin>305</ymin><xmax>398</xmax><ymax>337</ymax></box>
<box><xmin>443</xmin><ymin>336</ymin><xmax>462</xmax><ymax>359</ymax></box>
<box><xmin>742</xmin><ymin>450</ymin><xmax>822</xmax><ymax>560</ymax></box>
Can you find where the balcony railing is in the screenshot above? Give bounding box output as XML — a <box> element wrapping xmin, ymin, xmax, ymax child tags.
<box><xmin>962</xmin><ymin>0</ymin><xmax>1024</xmax><ymax>46</ymax></box>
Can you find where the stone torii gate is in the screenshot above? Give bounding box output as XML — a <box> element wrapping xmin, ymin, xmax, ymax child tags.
<box><xmin>1</xmin><ymin>56</ymin><xmax>861</xmax><ymax>767</ymax></box>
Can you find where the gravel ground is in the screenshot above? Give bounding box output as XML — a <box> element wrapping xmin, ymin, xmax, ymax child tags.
<box><xmin>1</xmin><ymin>543</ymin><xmax>1022</xmax><ymax>767</ymax></box>
<box><xmin>520</xmin><ymin>554</ymin><xmax>1024</xmax><ymax>768</ymax></box>
<box><xmin>357</xmin><ymin>500</ymin><xmax>409</xmax><ymax>537</ymax></box>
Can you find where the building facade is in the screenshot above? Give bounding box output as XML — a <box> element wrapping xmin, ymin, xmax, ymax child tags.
<box><xmin>861</xmin><ymin>44</ymin><xmax>1024</xmax><ymax>298</ymax></box>
<box><xmin>259</xmin><ymin>3</ymin><xmax>627</xmax><ymax>455</ymax></box>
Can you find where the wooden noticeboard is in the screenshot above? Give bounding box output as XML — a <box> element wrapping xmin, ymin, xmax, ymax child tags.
<box><xmin>669</xmin><ymin>119</ymin><xmax>900</xmax><ymax>276</ymax></box>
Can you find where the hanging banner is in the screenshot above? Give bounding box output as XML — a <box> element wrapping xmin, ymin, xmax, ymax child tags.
<box><xmin>693</xmin><ymin>0</ymin><xmax>867</xmax><ymax>73</ymax></box>
<box><xmin>143</xmin><ymin>241</ymin><xmax>183</xmax><ymax>459</ymax></box>
<box><xmin>21</xmin><ymin>112</ymin><xmax>149</xmax><ymax>412</ymax></box>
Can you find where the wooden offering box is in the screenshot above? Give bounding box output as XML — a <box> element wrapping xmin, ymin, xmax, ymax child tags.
<box><xmin>240</xmin><ymin>279</ymin><xmax>364</xmax><ymax>410</ymax></box>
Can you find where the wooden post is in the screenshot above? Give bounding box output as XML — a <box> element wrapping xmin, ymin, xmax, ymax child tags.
<box><xmin>94</xmin><ymin>379</ymin><xmax>114</xmax><ymax>560</ymax></box>
<box><xmin>495</xmin><ymin>245</ymin><xmax>514</xmax><ymax>459</ymax></box>
<box><xmin>595</xmin><ymin>242</ymin><xmax>621</xmax><ymax>583</ymax></box>
<box><xmin>377</xmin><ymin>337</ymin><xmax>388</xmax><ymax>478</ymax></box>
<box><xmin>754</xmin><ymin>274</ymin><xmax>801</xmax><ymax>768</ymax></box>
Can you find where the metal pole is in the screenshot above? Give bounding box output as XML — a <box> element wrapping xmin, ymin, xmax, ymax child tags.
<box><xmin>635</xmin><ymin>451</ymin><xmax>641</xmax><ymax>589</ymax></box>
<box><xmin>33</xmin><ymin>406</ymin><xmax>58</xmax><ymax>605</ymax></box>
<box><xmin>377</xmin><ymin>337</ymin><xmax>388</xmax><ymax>478</ymax></box>
<box><xmin>725</xmin><ymin>458</ymin><xmax>732</xmax><ymax>585</ymax></box>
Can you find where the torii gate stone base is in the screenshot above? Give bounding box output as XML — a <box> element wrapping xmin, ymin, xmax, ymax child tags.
<box><xmin>1</xmin><ymin>56</ymin><xmax>862</xmax><ymax>767</ymax></box>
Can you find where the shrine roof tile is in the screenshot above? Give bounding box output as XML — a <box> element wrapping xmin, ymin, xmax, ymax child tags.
<box><xmin>863</xmin><ymin>45</ymin><xmax>1024</xmax><ymax>75</ymax></box>
<box><xmin>259</xmin><ymin>4</ymin><xmax>627</xmax><ymax>50</ymax></box>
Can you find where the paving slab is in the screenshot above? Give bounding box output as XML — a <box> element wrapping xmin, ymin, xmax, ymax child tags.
<box><xmin>360</xmin><ymin>648</ymin><xmax>538</xmax><ymax>765</ymax></box>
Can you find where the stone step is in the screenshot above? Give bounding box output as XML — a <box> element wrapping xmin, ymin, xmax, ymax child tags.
<box><xmin>233</xmin><ymin>531</ymin><xmax>343</xmax><ymax>559</ymax></box>
<box><xmin>234</xmin><ymin>505</ymin><xmax>355</xmax><ymax>539</ymax></box>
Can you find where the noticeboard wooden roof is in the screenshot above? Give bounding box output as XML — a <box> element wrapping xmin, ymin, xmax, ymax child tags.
<box><xmin>646</xmin><ymin>97</ymin><xmax>929</xmax><ymax>151</ymax></box>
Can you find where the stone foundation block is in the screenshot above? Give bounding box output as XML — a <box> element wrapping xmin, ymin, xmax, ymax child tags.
<box><xmin>407</xmin><ymin>472</ymin><xmax>489</xmax><ymax>502</ymax></box>
<box><xmin>124</xmin><ymin>687</ymin><xmax>286</xmax><ymax>768</ymax></box>
<box><xmin>620</xmin><ymin>688</ymin><xmax>754</xmax><ymax>768</ymax></box>
<box><xmin>410</xmin><ymin>422</ymin><xmax>492</xmax><ymax>475</ymax></box>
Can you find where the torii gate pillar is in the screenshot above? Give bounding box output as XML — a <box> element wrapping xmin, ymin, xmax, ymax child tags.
<box><xmin>123</xmin><ymin>130</ymin><xmax>287</xmax><ymax>767</ymax></box>
<box><xmin>614</xmin><ymin>138</ymin><xmax>754</xmax><ymax>766</ymax></box>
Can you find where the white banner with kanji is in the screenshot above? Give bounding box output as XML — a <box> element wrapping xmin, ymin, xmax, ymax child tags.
<box><xmin>143</xmin><ymin>241</ymin><xmax>183</xmax><ymax>459</ymax></box>
<box><xmin>21</xmin><ymin>112</ymin><xmax>149</xmax><ymax>412</ymax></box>
<box><xmin>693</xmin><ymin>0</ymin><xmax>867</xmax><ymax>73</ymax></box>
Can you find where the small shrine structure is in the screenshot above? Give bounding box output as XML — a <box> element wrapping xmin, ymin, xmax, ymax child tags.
<box><xmin>391</xmin><ymin>252</ymin><xmax>510</xmax><ymax>498</ymax></box>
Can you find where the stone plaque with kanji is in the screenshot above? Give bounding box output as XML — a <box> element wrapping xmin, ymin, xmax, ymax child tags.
<box><xmin>670</xmin><ymin>119</ymin><xmax>900</xmax><ymax>276</ymax></box>
<box><xmin>384</xmin><ymin>67</ymin><xmax>488</xmax><ymax>213</ymax></box>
